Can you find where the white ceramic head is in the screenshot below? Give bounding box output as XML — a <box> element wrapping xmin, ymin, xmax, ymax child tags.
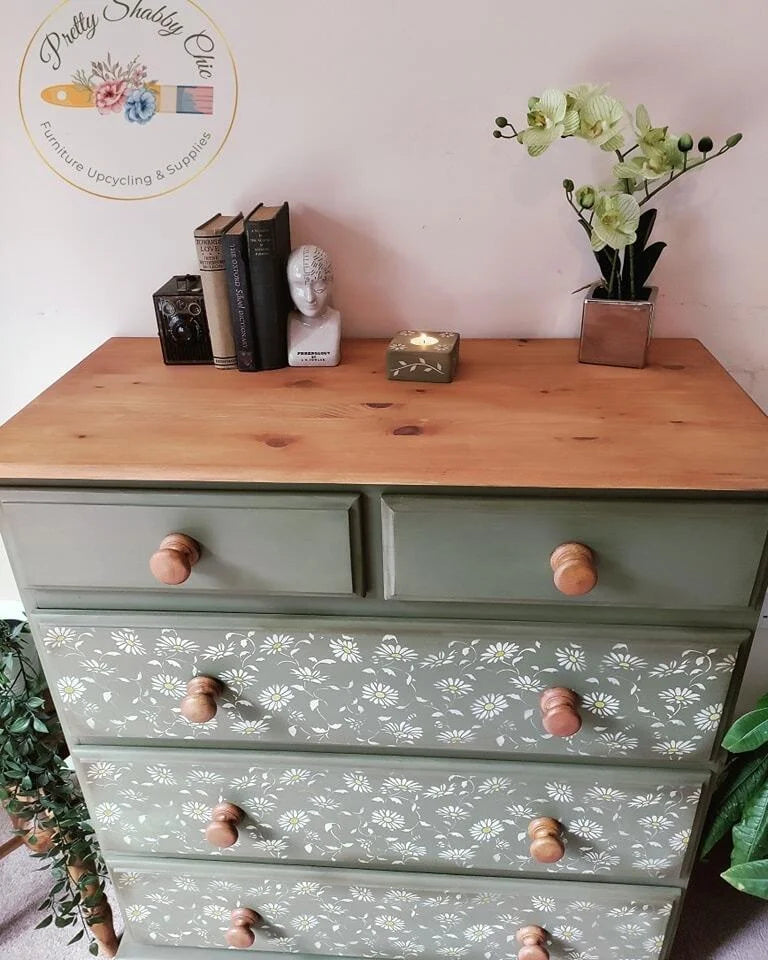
<box><xmin>287</xmin><ymin>245</ymin><xmax>334</xmax><ymax>319</ymax></box>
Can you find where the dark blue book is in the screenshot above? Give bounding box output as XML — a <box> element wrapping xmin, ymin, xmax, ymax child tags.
<box><xmin>223</xmin><ymin>213</ymin><xmax>260</xmax><ymax>371</ymax></box>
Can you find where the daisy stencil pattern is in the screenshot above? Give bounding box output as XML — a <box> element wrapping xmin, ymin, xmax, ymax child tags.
<box><xmin>37</xmin><ymin>620</ymin><xmax>740</xmax><ymax>763</ymax></box>
<box><xmin>77</xmin><ymin>754</ymin><xmax>705</xmax><ymax>880</ymax></box>
<box><xmin>113</xmin><ymin>867</ymin><xmax>677</xmax><ymax>959</ymax></box>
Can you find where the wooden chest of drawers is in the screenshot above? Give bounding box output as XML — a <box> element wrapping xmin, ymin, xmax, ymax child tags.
<box><xmin>1</xmin><ymin>337</ymin><xmax>767</xmax><ymax>960</ymax></box>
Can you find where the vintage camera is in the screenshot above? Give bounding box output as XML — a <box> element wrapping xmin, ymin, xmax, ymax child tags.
<box><xmin>153</xmin><ymin>275</ymin><xmax>213</xmax><ymax>365</ymax></box>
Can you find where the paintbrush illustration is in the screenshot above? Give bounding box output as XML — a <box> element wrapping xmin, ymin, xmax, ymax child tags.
<box><xmin>41</xmin><ymin>84</ymin><xmax>214</xmax><ymax>115</ymax></box>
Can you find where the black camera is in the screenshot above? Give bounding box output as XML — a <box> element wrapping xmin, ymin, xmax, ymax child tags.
<box><xmin>153</xmin><ymin>275</ymin><xmax>213</xmax><ymax>365</ymax></box>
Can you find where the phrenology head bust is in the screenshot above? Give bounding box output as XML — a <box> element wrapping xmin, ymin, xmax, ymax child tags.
<box><xmin>287</xmin><ymin>245</ymin><xmax>334</xmax><ymax>319</ymax></box>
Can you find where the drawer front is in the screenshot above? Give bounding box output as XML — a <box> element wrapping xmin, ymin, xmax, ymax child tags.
<box><xmin>0</xmin><ymin>490</ymin><xmax>363</xmax><ymax>598</ymax></box>
<box><xmin>382</xmin><ymin>495</ymin><xmax>768</xmax><ymax>607</ymax></box>
<box><xmin>112</xmin><ymin>856</ymin><xmax>678</xmax><ymax>960</ymax></box>
<box><xmin>33</xmin><ymin>613</ymin><xmax>744</xmax><ymax>762</ymax></box>
<box><xmin>77</xmin><ymin>745</ymin><xmax>707</xmax><ymax>882</ymax></box>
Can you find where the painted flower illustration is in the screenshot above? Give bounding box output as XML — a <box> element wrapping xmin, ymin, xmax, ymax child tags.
<box><xmin>125</xmin><ymin>88</ymin><xmax>157</xmax><ymax>124</ymax></box>
<box><xmin>72</xmin><ymin>53</ymin><xmax>157</xmax><ymax>127</ymax></box>
<box><xmin>94</xmin><ymin>80</ymin><xmax>127</xmax><ymax>114</ymax></box>
<box><xmin>56</xmin><ymin>676</ymin><xmax>86</xmax><ymax>704</ymax></box>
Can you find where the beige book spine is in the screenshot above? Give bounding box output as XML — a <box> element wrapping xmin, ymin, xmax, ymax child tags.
<box><xmin>194</xmin><ymin>235</ymin><xmax>237</xmax><ymax>369</ymax></box>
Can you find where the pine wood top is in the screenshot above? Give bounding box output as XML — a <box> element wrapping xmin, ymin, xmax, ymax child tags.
<box><xmin>0</xmin><ymin>338</ymin><xmax>766</xmax><ymax>491</ymax></box>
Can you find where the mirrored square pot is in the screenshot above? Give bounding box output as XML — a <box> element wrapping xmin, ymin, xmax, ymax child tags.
<box><xmin>579</xmin><ymin>284</ymin><xmax>657</xmax><ymax>368</ymax></box>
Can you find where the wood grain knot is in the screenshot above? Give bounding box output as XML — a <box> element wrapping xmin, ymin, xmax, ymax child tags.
<box><xmin>393</xmin><ymin>425</ymin><xmax>423</xmax><ymax>436</ymax></box>
<box><xmin>263</xmin><ymin>436</ymin><xmax>294</xmax><ymax>448</ymax></box>
<box><xmin>289</xmin><ymin>379</ymin><xmax>315</xmax><ymax>388</ymax></box>
<box><xmin>364</xmin><ymin>402</ymin><xmax>393</xmax><ymax>409</ymax></box>
<box><xmin>571</xmin><ymin>436</ymin><xmax>598</xmax><ymax>441</ymax></box>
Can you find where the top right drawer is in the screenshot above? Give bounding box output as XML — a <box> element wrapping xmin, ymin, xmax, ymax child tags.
<box><xmin>382</xmin><ymin>496</ymin><xmax>768</xmax><ymax>608</ymax></box>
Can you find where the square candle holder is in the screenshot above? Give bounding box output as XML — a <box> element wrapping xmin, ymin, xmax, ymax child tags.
<box><xmin>386</xmin><ymin>330</ymin><xmax>460</xmax><ymax>383</ymax></box>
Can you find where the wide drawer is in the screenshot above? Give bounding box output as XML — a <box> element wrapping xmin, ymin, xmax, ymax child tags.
<box><xmin>33</xmin><ymin>613</ymin><xmax>744</xmax><ymax>762</ymax></box>
<box><xmin>76</xmin><ymin>745</ymin><xmax>707</xmax><ymax>882</ymax></box>
<box><xmin>0</xmin><ymin>489</ymin><xmax>363</xmax><ymax>599</ymax></box>
<box><xmin>112</xmin><ymin>856</ymin><xmax>678</xmax><ymax>959</ymax></box>
<box><xmin>382</xmin><ymin>495</ymin><xmax>768</xmax><ymax>608</ymax></box>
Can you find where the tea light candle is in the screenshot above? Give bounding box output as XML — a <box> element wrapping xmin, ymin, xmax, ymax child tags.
<box><xmin>386</xmin><ymin>330</ymin><xmax>460</xmax><ymax>383</ymax></box>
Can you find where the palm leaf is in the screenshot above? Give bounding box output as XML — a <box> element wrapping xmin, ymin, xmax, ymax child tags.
<box><xmin>701</xmin><ymin>750</ymin><xmax>768</xmax><ymax>856</ymax></box>
<box><xmin>732</xmin><ymin>778</ymin><xmax>768</xmax><ymax>866</ymax></box>
<box><xmin>723</xmin><ymin>707</ymin><xmax>768</xmax><ymax>753</ymax></box>
<box><xmin>721</xmin><ymin>859</ymin><xmax>768</xmax><ymax>899</ymax></box>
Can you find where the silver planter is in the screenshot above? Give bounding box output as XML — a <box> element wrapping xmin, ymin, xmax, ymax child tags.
<box><xmin>579</xmin><ymin>284</ymin><xmax>657</xmax><ymax>368</ymax></box>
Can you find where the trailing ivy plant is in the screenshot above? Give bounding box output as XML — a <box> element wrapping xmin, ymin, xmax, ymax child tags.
<box><xmin>0</xmin><ymin>618</ymin><xmax>110</xmax><ymax>954</ymax></box>
<box><xmin>702</xmin><ymin>691</ymin><xmax>768</xmax><ymax>899</ymax></box>
<box><xmin>493</xmin><ymin>85</ymin><xmax>742</xmax><ymax>300</ymax></box>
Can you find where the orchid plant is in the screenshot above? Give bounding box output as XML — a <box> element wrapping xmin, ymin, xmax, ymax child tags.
<box><xmin>493</xmin><ymin>85</ymin><xmax>742</xmax><ymax>301</ymax></box>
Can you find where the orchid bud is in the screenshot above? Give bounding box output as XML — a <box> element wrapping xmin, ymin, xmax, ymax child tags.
<box><xmin>562</xmin><ymin>178</ymin><xmax>574</xmax><ymax>193</ymax></box>
<box><xmin>492</xmin><ymin>130</ymin><xmax>502</xmax><ymax>138</ymax></box>
<box><xmin>726</xmin><ymin>133</ymin><xmax>743</xmax><ymax>147</ymax></box>
<box><xmin>677</xmin><ymin>134</ymin><xmax>693</xmax><ymax>152</ymax></box>
<box><xmin>698</xmin><ymin>136</ymin><xmax>714</xmax><ymax>153</ymax></box>
<box><xmin>575</xmin><ymin>185</ymin><xmax>595</xmax><ymax>209</ymax></box>
<box><xmin>495</xmin><ymin>116</ymin><xmax>508</xmax><ymax>128</ymax></box>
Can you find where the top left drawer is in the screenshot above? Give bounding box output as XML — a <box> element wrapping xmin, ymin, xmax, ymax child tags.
<box><xmin>0</xmin><ymin>490</ymin><xmax>364</xmax><ymax>602</ymax></box>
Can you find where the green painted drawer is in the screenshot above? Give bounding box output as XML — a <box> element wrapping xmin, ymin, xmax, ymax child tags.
<box><xmin>112</xmin><ymin>856</ymin><xmax>678</xmax><ymax>959</ymax></box>
<box><xmin>0</xmin><ymin>490</ymin><xmax>363</xmax><ymax>599</ymax></box>
<box><xmin>32</xmin><ymin>612</ymin><xmax>744</xmax><ymax>762</ymax></box>
<box><xmin>76</xmin><ymin>744</ymin><xmax>707</xmax><ymax>882</ymax></box>
<box><xmin>382</xmin><ymin>495</ymin><xmax>768</xmax><ymax>608</ymax></box>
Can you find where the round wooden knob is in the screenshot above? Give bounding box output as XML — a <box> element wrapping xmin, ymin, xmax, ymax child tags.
<box><xmin>528</xmin><ymin>817</ymin><xmax>565</xmax><ymax>863</ymax></box>
<box><xmin>516</xmin><ymin>926</ymin><xmax>549</xmax><ymax>960</ymax></box>
<box><xmin>540</xmin><ymin>687</ymin><xmax>582</xmax><ymax>738</ymax></box>
<box><xmin>225</xmin><ymin>908</ymin><xmax>262</xmax><ymax>949</ymax></box>
<box><xmin>550</xmin><ymin>542</ymin><xmax>597</xmax><ymax>596</ymax></box>
<box><xmin>205</xmin><ymin>802</ymin><xmax>243</xmax><ymax>848</ymax></box>
<box><xmin>149</xmin><ymin>533</ymin><xmax>200</xmax><ymax>585</ymax></box>
<box><xmin>180</xmin><ymin>676</ymin><xmax>223</xmax><ymax>723</ymax></box>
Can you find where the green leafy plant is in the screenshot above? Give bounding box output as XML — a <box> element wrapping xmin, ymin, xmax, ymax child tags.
<box><xmin>493</xmin><ymin>85</ymin><xmax>742</xmax><ymax>300</ymax></box>
<box><xmin>0</xmin><ymin>618</ymin><xmax>111</xmax><ymax>954</ymax></box>
<box><xmin>701</xmin><ymin>692</ymin><xmax>768</xmax><ymax>899</ymax></box>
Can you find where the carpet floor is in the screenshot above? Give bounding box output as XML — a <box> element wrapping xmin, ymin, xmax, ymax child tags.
<box><xmin>1</xmin><ymin>818</ymin><xmax>766</xmax><ymax>959</ymax></box>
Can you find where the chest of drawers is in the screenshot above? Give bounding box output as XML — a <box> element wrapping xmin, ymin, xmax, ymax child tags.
<box><xmin>1</xmin><ymin>337</ymin><xmax>767</xmax><ymax>960</ymax></box>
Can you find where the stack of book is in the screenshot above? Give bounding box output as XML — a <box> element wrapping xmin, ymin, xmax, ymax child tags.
<box><xmin>193</xmin><ymin>203</ymin><xmax>292</xmax><ymax>371</ymax></box>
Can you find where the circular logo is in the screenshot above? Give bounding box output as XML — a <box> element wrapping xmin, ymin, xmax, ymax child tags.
<box><xmin>19</xmin><ymin>0</ymin><xmax>237</xmax><ymax>200</ymax></box>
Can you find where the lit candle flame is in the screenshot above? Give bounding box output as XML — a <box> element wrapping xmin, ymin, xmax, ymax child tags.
<box><xmin>410</xmin><ymin>333</ymin><xmax>439</xmax><ymax>347</ymax></box>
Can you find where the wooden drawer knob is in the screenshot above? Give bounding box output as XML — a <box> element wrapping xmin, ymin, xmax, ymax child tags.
<box><xmin>180</xmin><ymin>676</ymin><xmax>223</xmax><ymax>723</ymax></box>
<box><xmin>528</xmin><ymin>817</ymin><xmax>565</xmax><ymax>863</ymax></box>
<box><xmin>226</xmin><ymin>907</ymin><xmax>263</xmax><ymax>948</ymax></box>
<box><xmin>540</xmin><ymin>687</ymin><xmax>582</xmax><ymax>737</ymax></box>
<box><xmin>205</xmin><ymin>802</ymin><xmax>243</xmax><ymax>848</ymax></box>
<box><xmin>149</xmin><ymin>533</ymin><xmax>200</xmax><ymax>585</ymax></box>
<box><xmin>516</xmin><ymin>926</ymin><xmax>549</xmax><ymax>960</ymax></box>
<box><xmin>550</xmin><ymin>542</ymin><xmax>597</xmax><ymax>596</ymax></box>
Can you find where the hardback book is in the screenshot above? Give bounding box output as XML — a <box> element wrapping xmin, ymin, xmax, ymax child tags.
<box><xmin>194</xmin><ymin>213</ymin><xmax>241</xmax><ymax>369</ymax></box>
<box><xmin>245</xmin><ymin>202</ymin><xmax>292</xmax><ymax>370</ymax></box>
<box><xmin>223</xmin><ymin>213</ymin><xmax>260</xmax><ymax>371</ymax></box>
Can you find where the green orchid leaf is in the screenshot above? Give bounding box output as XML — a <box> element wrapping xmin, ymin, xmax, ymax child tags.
<box><xmin>621</xmin><ymin>209</ymin><xmax>658</xmax><ymax>293</ymax></box>
<box><xmin>593</xmin><ymin>248</ymin><xmax>615</xmax><ymax>286</ymax></box>
<box><xmin>701</xmin><ymin>750</ymin><xmax>768</xmax><ymax>856</ymax></box>
<box><xmin>732</xmin><ymin>779</ymin><xmax>768</xmax><ymax>866</ymax></box>
<box><xmin>634</xmin><ymin>208</ymin><xmax>657</xmax><ymax>252</ymax></box>
<box><xmin>636</xmin><ymin>241</ymin><xmax>666</xmax><ymax>290</ymax></box>
<box><xmin>722</xmin><ymin>859</ymin><xmax>768</xmax><ymax>899</ymax></box>
<box><xmin>723</xmin><ymin>707</ymin><xmax>768</xmax><ymax>753</ymax></box>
